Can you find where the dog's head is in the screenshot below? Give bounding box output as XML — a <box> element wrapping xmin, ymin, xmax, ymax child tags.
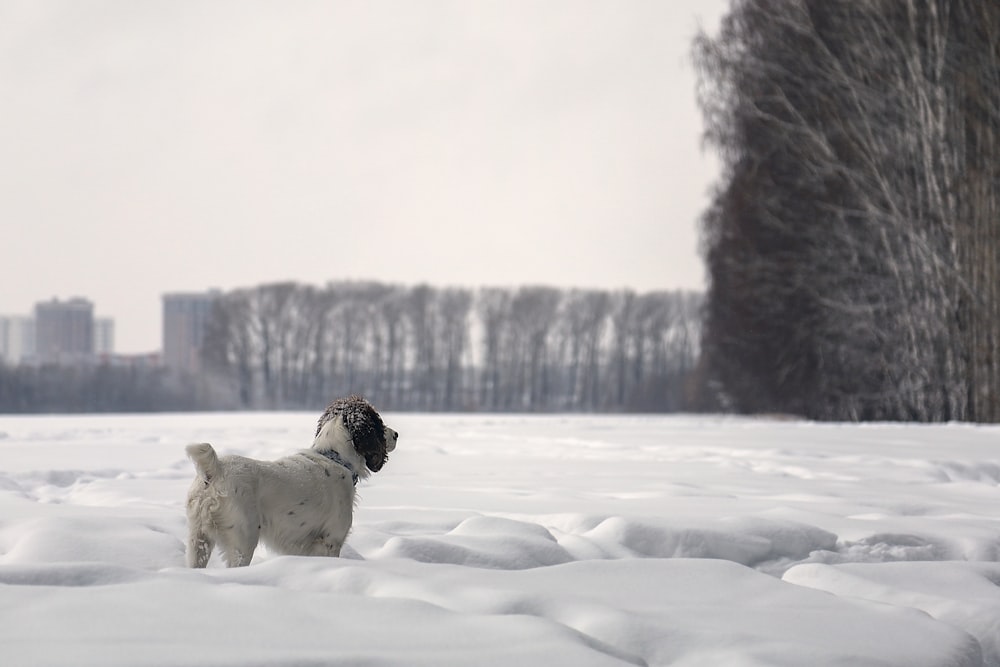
<box><xmin>315</xmin><ymin>395</ymin><xmax>397</xmax><ymax>472</ymax></box>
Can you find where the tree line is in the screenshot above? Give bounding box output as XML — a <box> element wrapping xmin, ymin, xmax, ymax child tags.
<box><xmin>695</xmin><ymin>0</ymin><xmax>1000</xmax><ymax>421</ymax></box>
<box><xmin>0</xmin><ymin>363</ymin><xmax>207</xmax><ymax>413</ymax></box>
<box><xmin>200</xmin><ymin>281</ymin><xmax>704</xmax><ymax>412</ymax></box>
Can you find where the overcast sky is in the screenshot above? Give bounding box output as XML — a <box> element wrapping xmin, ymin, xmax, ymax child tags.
<box><xmin>1</xmin><ymin>0</ymin><xmax>728</xmax><ymax>353</ymax></box>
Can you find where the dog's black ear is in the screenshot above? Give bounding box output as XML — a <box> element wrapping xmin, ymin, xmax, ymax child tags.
<box><xmin>358</xmin><ymin>437</ymin><xmax>388</xmax><ymax>472</ymax></box>
<box><xmin>333</xmin><ymin>395</ymin><xmax>389</xmax><ymax>472</ymax></box>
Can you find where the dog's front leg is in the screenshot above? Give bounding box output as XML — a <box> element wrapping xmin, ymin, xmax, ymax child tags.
<box><xmin>222</xmin><ymin>545</ymin><xmax>255</xmax><ymax>567</ymax></box>
<box><xmin>303</xmin><ymin>540</ymin><xmax>343</xmax><ymax>557</ymax></box>
<box><xmin>302</xmin><ymin>527</ymin><xmax>347</xmax><ymax>558</ymax></box>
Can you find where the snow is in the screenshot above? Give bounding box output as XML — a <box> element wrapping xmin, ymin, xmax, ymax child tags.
<box><xmin>1</xmin><ymin>413</ymin><xmax>999</xmax><ymax>666</ymax></box>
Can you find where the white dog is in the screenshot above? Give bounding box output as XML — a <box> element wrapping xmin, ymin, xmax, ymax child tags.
<box><xmin>185</xmin><ymin>395</ymin><xmax>398</xmax><ymax>567</ymax></box>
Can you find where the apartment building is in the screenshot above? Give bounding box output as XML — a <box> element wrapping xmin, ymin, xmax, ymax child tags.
<box><xmin>2</xmin><ymin>300</ymin><xmax>115</xmax><ymax>366</ymax></box>
<box><xmin>0</xmin><ymin>316</ymin><xmax>35</xmax><ymax>365</ymax></box>
<box><xmin>34</xmin><ymin>298</ymin><xmax>95</xmax><ymax>365</ymax></box>
<box><xmin>162</xmin><ymin>291</ymin><xmax>218</xmax><ymax>373</ymax></box>
<box><xmin>94</xmin><ymin>317</ymin><xmax>115</xmax><ymax>357</ymax></box>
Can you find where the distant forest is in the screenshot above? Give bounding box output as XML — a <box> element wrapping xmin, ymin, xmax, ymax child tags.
<box><xmin>0</xmin><ymin>282</ymin><xmax>705</xmax><ymax>414</ymax></box>
<box><xmin>696</xmin><ymin>0</ymin><xmax>1000</xmax><ymax>422</ymax></box>
<box><xmin>200</xmin><ymin>282</ymin><xmax>704</xmax><ymax>412</ymax></box>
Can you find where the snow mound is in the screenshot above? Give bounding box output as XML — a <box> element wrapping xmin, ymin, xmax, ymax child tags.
<box><xmin>928</xmin><ymin>460</ymin><xmax>1000</xmax><ymax>484</ymax></box>
<box><xmin>785</xmin><ymin>561</ymin><xmax>1000</xmax><ymax>665</ymax></box>
<box><xmin>0</xmin><ymin>474</ymin><xmax>28</xmax><ymax>497</ymax></box>
<box><xmin>375</xmin><ymin>515</ymin><xmax>573</xmax><ymax>569</ymax></box>
<box><xmin>575</xmin><ymin>515</ymin><xmax>836</xmax><ymax>569</ymax></box>
<box><xmin>812</xmin><ymin>533</ymin><xmax>952</xmax><ymax>563</ymax></box>
<box><xmin>0</xmin><ymin>517</ymin><xmax>184</xmax><ymax>570</ymax></box>
<box><xmin>4</xmin><ymin>556</ymin><xmax>983</xmax><ymax>667</ymax></box>
<box><xmin>0</xmin><ymin>561</ymin><xmax>144</xmax><ymax>587</ymax></box>
<box><xmin>2</xmin><ymin>412</ymin><xmax>1000</xmax><ymax>665</ymax></box>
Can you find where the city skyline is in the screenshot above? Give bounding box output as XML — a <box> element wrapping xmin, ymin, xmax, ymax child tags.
<box><xmin>1</xmin><ymin>1</ymin><xmax>727</xmax><ymax>353</ymax></box>
<box><xmin>0</xmin><ymin>297</ymin><xmax>115</xmax><ymax>364</ymax></box>
<box><xmin>1</xmin><ymin>293</ymin><xmax>212</xmax><ymax>362</ymax></box>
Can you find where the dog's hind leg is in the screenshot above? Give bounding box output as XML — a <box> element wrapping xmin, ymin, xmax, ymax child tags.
<box><xmin>187</xmin><ymin>527</ymin><xmax>215</xmax><ymax>568</ymax></box>
<box><xmin>186</xmin><ymin>487</ymin><xmax>219</xmax><ymax>568</ymax></box>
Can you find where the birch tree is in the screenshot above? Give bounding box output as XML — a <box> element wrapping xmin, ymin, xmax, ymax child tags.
<box><xmin>696</xmin><ymin>0</ymin><xmax>1000</xmax><ymax>421</ymax></box>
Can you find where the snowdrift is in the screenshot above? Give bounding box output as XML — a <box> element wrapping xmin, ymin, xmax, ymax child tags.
<box><xmin>1</xmin><ymin>413</ymin><xmax>998</xmax><ymax>666</ymax></box>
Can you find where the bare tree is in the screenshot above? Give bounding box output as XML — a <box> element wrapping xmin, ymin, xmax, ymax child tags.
<box><xmin>438</xmin><ymin>288</ymin><xmax>473</xmax><ymax>410</ymax></box>
<box><xmin>695</xmin><ymin>0</ymin><xmax>1000</xmax><ymax>421</ymax></box>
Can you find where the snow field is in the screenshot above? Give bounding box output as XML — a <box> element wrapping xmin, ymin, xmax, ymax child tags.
<box><xmin>1</xmin><ymin>413</ymin><xmax>999</xmax><ymax>665</ymax></box>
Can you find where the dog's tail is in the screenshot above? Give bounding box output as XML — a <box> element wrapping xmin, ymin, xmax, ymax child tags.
<box><xmin>186</xmin><ymin>443</ymin><xmax>223</xmax><ymax>482</ymax></box>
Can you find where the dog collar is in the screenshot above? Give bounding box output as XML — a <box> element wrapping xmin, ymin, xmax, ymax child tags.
<box><xmin>318</xmin><ymin>450</ymin><xmax>359</xmax><ymax>486</ymax></box>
